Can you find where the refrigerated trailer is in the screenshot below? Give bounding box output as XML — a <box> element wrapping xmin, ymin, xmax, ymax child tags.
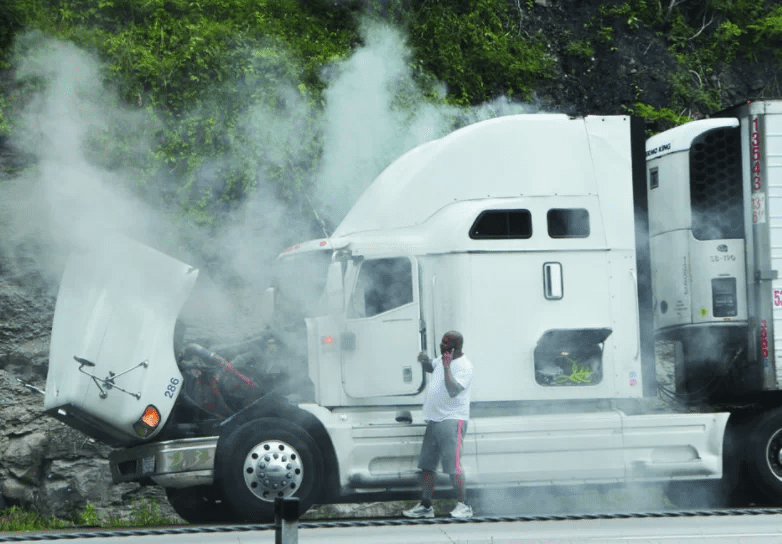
<box><xmin>43</xmin><ymin>101</ymin><xmax>782</xmax><ymax>522</ymax></box>
<box><xmin>647</xmin><ymin>101</ymin><xmax>782</xmax><ymax>401</ymax></box>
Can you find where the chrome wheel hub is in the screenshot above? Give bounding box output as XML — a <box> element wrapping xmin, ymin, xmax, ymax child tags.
<box><xmin>766</xmin><ymin>428</ymin><xmax>782</xmax><ymax>482</ymax></box>
<box><xmin>243</xmin><ymin>439</ymin><xmax>303</xmax><ymax>501</ymax></box>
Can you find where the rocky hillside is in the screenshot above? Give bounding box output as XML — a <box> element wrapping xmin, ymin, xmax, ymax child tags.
<box><xmin>0</xmin><ymin>235</ymin><xmax>177</xmax><ymax>520</ymax></box>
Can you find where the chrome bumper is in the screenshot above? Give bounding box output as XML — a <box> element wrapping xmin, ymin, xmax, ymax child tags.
<box><xmin>109</xmin><ymin>436</ymin><xmax>219</xmax><ymax>488</ymax></box>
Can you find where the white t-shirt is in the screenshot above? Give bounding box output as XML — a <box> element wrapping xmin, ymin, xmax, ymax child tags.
<box><xmin>422</xmin><ymin>354</ymin><xmax>473</xmax><ymax>422</ymax></box>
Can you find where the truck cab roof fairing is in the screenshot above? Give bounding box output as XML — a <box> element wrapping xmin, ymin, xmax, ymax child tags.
<box><xmin>332</xmin><ymin>114</ymin><xmax>602</xmax><ymax>237</ymax></box>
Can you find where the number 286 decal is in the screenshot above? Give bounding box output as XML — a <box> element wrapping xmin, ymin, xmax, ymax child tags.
<box><xmin>164</xmin><ymin>377</ymin><xmax>180</xmax><ymax>398</ymax></box>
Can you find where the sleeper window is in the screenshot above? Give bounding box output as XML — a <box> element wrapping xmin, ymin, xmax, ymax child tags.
<box><xmin>470</xmin><ymin>210</ymin><xmax>532</xmax><ymax>239</ymax></box>
<box><xmin>548</xmin><ymin>208</ymin><xmax>590</xmax><ymax>238</ymax></box>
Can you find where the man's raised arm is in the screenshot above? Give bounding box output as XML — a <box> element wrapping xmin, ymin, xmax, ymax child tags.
<box><xmin>442</xmin><ymin>350</ymin><xmax>465</xmax><ymax>397</ymax></box>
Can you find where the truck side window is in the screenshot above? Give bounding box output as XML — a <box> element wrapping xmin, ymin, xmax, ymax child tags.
<box><xmin>469</xmin><ymin>209</ymin><xmax>532</xmax><ymax>239</ymax></box>
<box><xmin>350</xmin><ymin>258</ymin><xmax>413</xmax><ymax>318</ymax></box>
<box><xmin>547</xmin><ymin>208</ymin><xmax>590</xmax><ymax>238</ymax></box>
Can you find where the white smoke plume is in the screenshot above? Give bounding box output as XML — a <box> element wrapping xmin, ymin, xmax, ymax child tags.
<box><xmin>1</xmin><ymin>34</ymin><xmax>163</xmax><ymax>282</ymax></box>
<box><xmin>0</xmin><ymin>20</ymin><xmax>540</xmax><ymax>339</ymax></box>
<box><xmin>313</xmin><ymin>21</ymin><xmax>539</xmax><ymax>226</ymax></box>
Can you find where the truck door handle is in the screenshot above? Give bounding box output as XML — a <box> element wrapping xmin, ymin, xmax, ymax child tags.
<box><xmin>543</xmin><ymin>262</ymin><xmax>563</xmax><ymax>300</ymax></box>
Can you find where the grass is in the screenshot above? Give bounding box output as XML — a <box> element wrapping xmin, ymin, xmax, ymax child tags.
<box><xmin>0</xmin><ymin>506</ymin><xmax>73</xmax><ymax>532</ymax></box>
<box><xmin>0</xmin><ymin>498</ymin><xmax>183</xmax><ymax>532</ymax></box>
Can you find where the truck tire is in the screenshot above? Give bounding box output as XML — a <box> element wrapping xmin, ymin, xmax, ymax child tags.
<box><xmin>164</xmin><ymin>486</ymin><xmax>233</xmax><ymax>524</ymax></box>
<box><xmin>215</xmin><ymin>418</ymin><xmax>324</xmax><ymax>522</ymax></box>
<box><xmin>747</xmin><ymin>408</ymin><xmax>782</xmax><ymax>505</ymax></box>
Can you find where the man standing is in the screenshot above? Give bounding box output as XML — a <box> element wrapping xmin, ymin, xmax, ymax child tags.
<box><xmin>403</xmin><ymin>331</ymin><xmax>474</xmax><ymax>519</ymax></box>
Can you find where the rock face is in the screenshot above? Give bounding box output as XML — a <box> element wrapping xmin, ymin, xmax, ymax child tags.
<box><xmin>0</xmin><ymin>364</ymin><xmax>178</xmax><ymax>522</ymax></box>
<box><xmin>0</xmin><ymin>246</ymin><xmax>178</xmax><ymax>521</ymax></box>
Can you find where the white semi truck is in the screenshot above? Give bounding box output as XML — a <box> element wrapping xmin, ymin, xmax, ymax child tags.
<box><xmin>44</xmin><ymin>100</ymin><xmax>782</xmax><ymax>522</ymax></box>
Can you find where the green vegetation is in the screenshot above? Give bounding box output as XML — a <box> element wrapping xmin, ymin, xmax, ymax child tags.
<box><xmin>564</xmin><ymin>40</ymin><xmax>594</xmax><ymax>59</ymax></box>
<box><xmin>0</xmin><ymin>506</ymin><xmax>73</xmax><ymax>531</ymax></box>
<box><xmin>622</xmin><ymin>102</ymin><xmax>691</xmax><ymax>135</ymax></box>
<box><xmin>594</xmin><ymin>0</ymin><xmax>781</xmax><ymax>124</ymax></box>
<box><xmin>0</xmin><ymin>499</ymin><xmax>182</xmax><ymax>531</ymax></box>
<box><xmin>403</xmin><ymin>0</ymin><xmax>553</xmax><ymax>105</ymax></box>
<box><xmin>2</xmin><ymin>0</ymin><xmax>782</xmax><ymax>219</ymax></box>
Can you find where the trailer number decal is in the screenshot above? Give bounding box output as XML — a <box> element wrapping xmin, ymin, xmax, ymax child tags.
<box><xmin>752</xmin><ymin>117</ymin><xmax>762</xmax><ymax>191</ymax></box>
<box><xmin>164</xmin><ymin>377</ymin><xmax>180</xmax><ymax>398</ymax></box>
<box><xmin>761</xmin><ymin>320</ymin><xmax>770</xmax><ymax>359</ymax></box>
<box><xmin>775</xmin><ymin>290</ymin><xmax>782</xmax><ymax>307</ymax></box>
<box><xmin>753</xmin><ymin>194</ymin><xmax>766</xmax><ymax>224</ymax></box>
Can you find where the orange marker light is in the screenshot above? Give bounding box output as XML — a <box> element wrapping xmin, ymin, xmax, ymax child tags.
<box><xmin>141</xmin><ymin>406</ymin><xmax>161</xmax><ymax>428</ymax></box>
<box><xmin>321</xmin><ymin>336</ymin><xmax>336</xmax><ymax>345</ymax></box>
<box><xmin>133</xmin><ymin>405</ymin><xmax>161</xmax><ymax>437</ymax></box>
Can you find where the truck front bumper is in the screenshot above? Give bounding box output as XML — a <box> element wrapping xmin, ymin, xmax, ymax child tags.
<box><xmin>109</xmin><ymin>436</ymin><xmax>218</xmax><ymax>488</ymax></box>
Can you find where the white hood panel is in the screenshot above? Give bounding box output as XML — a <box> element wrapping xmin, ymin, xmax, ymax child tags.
<box><xmin>45</xmin><ymin>236</ymin><xmax>198</xmax><ymax>444</ymax></box>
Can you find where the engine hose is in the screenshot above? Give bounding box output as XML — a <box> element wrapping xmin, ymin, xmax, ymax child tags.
<box><xmin>183</xmin><ymin>343</ymin><xmax>217</xmax><ymax>363</ymax></box>
<box><xmin>183</xmin><ymin>343</ymin><xmax>259</xmax><ymax>391</ymax></box>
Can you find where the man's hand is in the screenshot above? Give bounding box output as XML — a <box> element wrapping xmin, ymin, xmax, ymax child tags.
<box><xmin>418</xmin><ymin>351</ymin><xmax>434</xmax><ymax>373</ymax></box>
<box><xmin>441</xmin><ymin>349</ymin><xmax>463</xmax><ymax>397</ymax></box>
<box><xmin>442</xmin><ymin>349</ymin><xmax>453</xmax><ymax>367</ymax></box>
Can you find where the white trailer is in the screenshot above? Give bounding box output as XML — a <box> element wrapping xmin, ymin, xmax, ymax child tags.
<box><xmin>44</xmin><ymin>104</ymin><xmax>782</xmax><ymax>522</ymax></box>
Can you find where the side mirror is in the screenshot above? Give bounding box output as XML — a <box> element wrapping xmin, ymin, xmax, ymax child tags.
<box><xmin>261</xmin><ymin>287</ymin><xmax>275</xmax><ymax>325</ymax></box>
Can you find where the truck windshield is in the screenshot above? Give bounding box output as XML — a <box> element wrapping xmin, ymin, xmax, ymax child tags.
<box><xmin>272</xmin><ymin>250</ymin><xmax>332</xmax><ymax>329</ymax></box>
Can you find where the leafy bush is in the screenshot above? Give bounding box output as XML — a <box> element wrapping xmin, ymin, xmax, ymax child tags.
<box><xmin>623</xmin><ymin>102</ymin><xmax>691</xmax><ymax>134</ymax></box>
<box><xmin>403</xmin><ymin>0</ymin><xmax>553</xmax><ymax>105</ymax></box>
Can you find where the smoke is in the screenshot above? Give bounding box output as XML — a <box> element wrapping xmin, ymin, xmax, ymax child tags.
<box><xmin>0</xmin><ymin>34</ymin><xmax>164</xmax><ymax>285</ymax></box>
<box><xmin>313</xmin><ymin>22</ymin><xmax>448</xmax><ymax>224</ymax></box>
<box><xmin>472</xmin><ymin>484</ymin><xmax>669</xmax><ymax>516</ymax></box>
<box><xmin>313</xmin><ymin>21</ymin><xmax>539</xmax><ymax>226</ymax></box>
<box><xmin>0</xmin><ymin>19</ymin><xmax>540</xmax><ymax>342</ymax></box>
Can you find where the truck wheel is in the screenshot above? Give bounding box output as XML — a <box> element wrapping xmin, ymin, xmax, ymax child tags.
<box><xmin>164</xmin><ymin>486</ymin><xmax>233</xmax><ymax>524</ymax></box>
<box><xmin>215</xmin><ymin>418</ymin><xmax>324</xmax><ymax>523</ymax></box>
<box><xmin>747</xmin><ymin>408</ymin><xmax>782</xmax><ymax>505</ymax></box>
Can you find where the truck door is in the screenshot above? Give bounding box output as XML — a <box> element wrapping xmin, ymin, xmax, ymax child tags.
<box><xmin>341</xmin><ymin>257</ymin><xmax>424</xmax><ymax>398</ymax></box>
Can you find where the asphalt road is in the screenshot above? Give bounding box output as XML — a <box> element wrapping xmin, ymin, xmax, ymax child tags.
<box><xmin>5</xmin><ymin>512</ymin><xmax>782</xmax><ymax>544</ymax></box>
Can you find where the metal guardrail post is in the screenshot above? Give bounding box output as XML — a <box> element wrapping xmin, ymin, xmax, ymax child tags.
<box><xmin>274</xmin><ymin>497</ymin><xmax>300</xmax><ymax>544</ymax></box>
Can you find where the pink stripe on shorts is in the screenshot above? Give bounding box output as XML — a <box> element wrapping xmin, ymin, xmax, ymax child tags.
<box><xmin>455</xmin><ymin>419</ymin><xmax>464</xmax><ymax>475</ymax></box>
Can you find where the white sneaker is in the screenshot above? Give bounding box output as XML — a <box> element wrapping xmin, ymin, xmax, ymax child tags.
<box><xmin>450</xmin><ymin>501</ymin><xmax>473</xmax><ymax>519</ymax></box>
<box><xmin>403</xmin><ymin>502</ymin><xmax>435</xmax><ymax>518</ymax></box>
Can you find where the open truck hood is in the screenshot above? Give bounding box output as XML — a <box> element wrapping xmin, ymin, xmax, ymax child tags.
<box><xmin>44</xmin><ymin>236</ymin><xmax>198</xmax><ymax>447</ymax></box>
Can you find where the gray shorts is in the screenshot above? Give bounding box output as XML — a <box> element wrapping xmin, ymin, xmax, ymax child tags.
<box><xmin>418</xmin><ymin>419</ymin><xmax>468</xmax><ymax>475</ymax></box>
